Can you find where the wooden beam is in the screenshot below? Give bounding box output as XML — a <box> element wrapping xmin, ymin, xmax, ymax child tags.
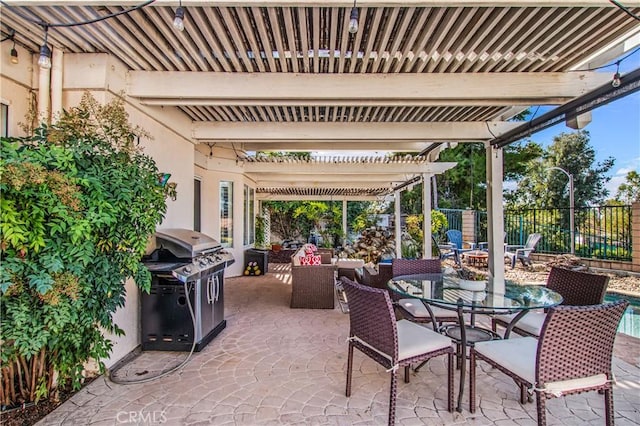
<box><xmin>239</xmin><ymin>141</ymin><xmax>437</xmax><ymax>151</ymax></box>
<box><xmin>128</xmin><ymin>72</ymin><xmax>610</xmax><ymax>105</ymax></box>
<box><xmin>193</xmin><ymin>121</ymin><xmax>520</xmax><ymax>142</ymax></box>
<box><xmin>139</xmin><ymin>98</ymin><xmax>563</xmax><ymax>107</ymax></box>
<box><xmin>256</xmin><ymin>194</ymin><xmax>382</xmax><ymax>201</ymax></box>
<box><xmin>253</xmin><ymin>180</ymin><xmax>399</xmax><ymax>188</ymax></box>
<box><xmin>8</xmin><ymin>1</ymin><xmax>634</xmax><ymax>7</ymax></box>
<box><xmin>244</xmin><ymin>161</ymin><xmax>457</xmax><ymax>174</ymax></box>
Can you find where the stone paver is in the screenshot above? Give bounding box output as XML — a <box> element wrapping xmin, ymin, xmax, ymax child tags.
<box><xmin>38</xmin><ymin>263</ymin><xmax>640</xmax><ymax>425</ymax></box>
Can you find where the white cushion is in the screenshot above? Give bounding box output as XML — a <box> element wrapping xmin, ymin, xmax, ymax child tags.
<box><xmin>474</xmin><ymin>337</ymin><xmax>537</xmax><ymax>384</ymax></box>
<box><xmin>292</xmin><ymin>248</ymin><xmax>306</xmax><ymax>266</ymax></box>
<box><xmin>398</xmin><ymin>299</ymin><xmax>455</xmax><ymax>319</ymax></box>
<box><xmin>544</xmin><ymin>374</ymin><xmax>608</xmax><ymax>396</ymax></box>
<box><xmin>350</xmin><ymin>320</ymin><xmax>451</xmax><ymax>365</ymax></box>
<box><xmin>493</xmin><ymin>312</ymin><xmax>517</xmax><ymax>324</ymax></box>
<box><xmin>337</xmin><ymin>259</ymin><xmax>365</xmax><ymax>269</ymax></box>
<box><xmin>514</xmin><ymin>312</ymin><xmax>547</xmax><ymax>337</ymax></box>
<box><xmin>396</xmin><ymin>320</ymin><xmax>453</xmax><ymax>361</ymax></box>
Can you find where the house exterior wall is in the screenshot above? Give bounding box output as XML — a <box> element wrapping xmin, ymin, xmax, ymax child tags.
<box><xmin>196</xmin><ymin>156</ymin><xmax>257</xmax><ymax>278</ymax></box>
<box><xmin>1</xmin><ymin>43</ymin><xmax>33</xmax><ymax>138</ymax></box>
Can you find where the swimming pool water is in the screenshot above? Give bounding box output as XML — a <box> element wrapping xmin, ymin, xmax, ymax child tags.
<box><xmin>605</xmin><ymin>293</ymin><xmax>640</xmax><ymax>339</ymax></box>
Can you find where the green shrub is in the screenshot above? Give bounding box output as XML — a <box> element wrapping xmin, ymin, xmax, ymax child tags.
<box><xmin>0</xmin><ymin>93</ymin><xmax>168</xmax><ymax>406</ymax></box>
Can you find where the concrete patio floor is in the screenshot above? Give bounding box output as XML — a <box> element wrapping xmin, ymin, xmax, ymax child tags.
<box><xmin>39</xmin><ymin>263</ymin><xmax>640</xmax><ymax>425</ymax></box>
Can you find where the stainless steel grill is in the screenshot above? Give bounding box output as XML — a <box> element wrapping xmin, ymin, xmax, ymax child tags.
<box><xmin>141</xmin><ymin>229</ymin><xmax>234</xmax><ymax>351</ymax></box>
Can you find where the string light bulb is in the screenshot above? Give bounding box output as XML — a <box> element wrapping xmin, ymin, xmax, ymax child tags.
<box><xmin>348</xmin><ymin>4</ymin><xmax>359</xmax><ymax>34</ymax></box>
<box><xmin>38</xmin><ymin>28</ymin><xmax>51</xmax><ymax>69</ymax></box>
<box><xmin>612</xmin><ymin>72</ymin><xmax>621</xmax><ymax>88</ymax></box>
<box><xmin>611</xmin><ymin>62</ymin><xmax>621</xmax><ymax>88</ymax></box>
<box><xmin>173</xmin><ymin>2</ymin><xmax>185</xmax><ymax>32</ymax></box>
<box><xmin>10</xmin><ymin>41</ymin><xmax>18</xmax><ymax>64</ymax></box>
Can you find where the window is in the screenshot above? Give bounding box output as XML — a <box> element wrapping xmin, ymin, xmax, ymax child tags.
<box><xmin>243</xmin><ymin>185</ymin><xmax>255</xmax><ymax>245</ymax></box>
<box><xmin>1</xmin><ymin>103</ymin><xmax>8</xmax><ymax>137</ymax></box>
<box><xmin>194</xmin><ymin>178</ymin><xmax>201</xmax><ymax>232</ymax></box>
<box><xmin>220</xmin><ymin>181</ymin><xmax>233</xmax><ymax>247</ymax></box>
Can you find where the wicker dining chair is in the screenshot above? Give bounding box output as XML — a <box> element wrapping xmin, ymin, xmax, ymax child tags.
<box><xmin>391</xmin><ymin>258</ymin><xmax>458</xmax><ymax>328</ymax></box>
<box><xmin>492</xmin><ymin>266</ymin><xmax>610</xmax><ymax>337</ymax></box>
<box><xmin>470</xmin><ymin>300</ymin><xmax>628</xmax><ymax>425</ymax></box>
<box><xmin>341</xmin><ymin>277</ymin><xmax>454</xmax><ymax>425</ymax></box>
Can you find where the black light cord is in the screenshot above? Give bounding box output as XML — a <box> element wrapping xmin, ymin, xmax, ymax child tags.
<box><xmin>0</xmin><ymin>0</ymin><xmax>155</xmax><ymax>28</ymax></box>
<box><xmin>529</xmin><ymin>105</ymin><xmax>541</xmax><ymax>122</ymax></box>
<box><xmin>0</xmin><ymin>29</ymin><xmax>15</xmax><ymax>42</ymax></box>
<box><xmin>609</xmin><ymin>0</ymin><xmax>640</xmax><ymax>22</ymax></box>
<box><xmin>571</xmin><ymin>46</ymin><xmax>640</xmax><ymax>72</ymax></box>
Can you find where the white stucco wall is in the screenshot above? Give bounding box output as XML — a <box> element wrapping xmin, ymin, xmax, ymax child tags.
<box><xmin>197</xmin><ymin>156</ymin><xmax>256</xmax><ymax>278</ymax></box>
<box><xmin>1</xmin><ymin>43</ymin><xmax>33</xmax><ymax>138</ymax></box>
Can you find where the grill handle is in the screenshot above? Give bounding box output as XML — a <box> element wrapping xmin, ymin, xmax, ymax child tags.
<box><xmin>206</xmin><ymin>275</ymin><xmax>214</xmax><ymax>304</ymax></box>
<box><xmin>214</xmin><ymin>274</ymin><xmax>220</xmax><ymax>302</ymax></box>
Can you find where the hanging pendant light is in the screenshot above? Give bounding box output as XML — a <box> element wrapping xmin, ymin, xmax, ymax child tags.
<box><xmin>38</xmin><ymin>27</ymin><xmax>51</xmax><ymax>69</ymax></box>
<box><xmin>348</xmin><ymin>1</ymin><xmax>359</xmax><ymax>34</ymax></box>
<box><xmin>173</xmin><ymin>0</ymin><xmax>185</xmax><ymax>31</ymax></box>
<box><xmin>10</xmin><ymin>41</ymin><xmax>18</xmax><ymax>64</ymax></box>
<box><xmin>611</xmin><ymin>63</ymin><xmax>622</xmax><ymax>88</ymax></box>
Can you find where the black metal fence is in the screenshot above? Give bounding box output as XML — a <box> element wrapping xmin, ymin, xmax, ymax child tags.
<box><xmin>472</xmin><ymin>205</ymin><xmax>632</xmax><ymax>261</ymax></box>
<box><xmin>438</xmin><ymin>208</ymin><xmax>463</xmax><ymax>231</ymax></box>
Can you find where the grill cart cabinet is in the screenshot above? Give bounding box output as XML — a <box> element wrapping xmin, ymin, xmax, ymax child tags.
<box><xmin>142</xmin><ymin>229</ymin><xmax>234</xmax><ymax>351</ymax></box>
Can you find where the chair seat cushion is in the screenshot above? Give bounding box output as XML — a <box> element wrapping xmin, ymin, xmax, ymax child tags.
<box><xmin>474</xmin><ymin>336</ymin><xmax>537</xmax><ymax>384</ymax></box>
<box><xmin>396</xmin><ymin>320</ymin><xmax>452</xmax><ymax>361</ymax></box>
<box><xmin>513</xmin><ymin>312</ymin><xmax>547</xmax><ymax>336</ymax></box>
<box><xmin>398</xmin><ymin>299</ymin><xmax>455</xmax><ymax>319</ymax></box>
<box><xmin>494</xmin><ymin>309</ymin><xmax>543</xmax><ymax>328</ymax></box>
<box><xmin>493</xmin><ymin>312</ymin><xmax>517</xmax><ymax>324</ymax></box>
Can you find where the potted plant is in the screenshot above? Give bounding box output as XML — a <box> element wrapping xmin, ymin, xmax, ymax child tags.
<box><xmin>270</xmin><ymin>241</ymin><xmax>282</xmax><ymax>252</ymax></box>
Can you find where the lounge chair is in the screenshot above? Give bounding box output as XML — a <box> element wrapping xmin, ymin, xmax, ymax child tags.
<box><xmin>504</xmin><ymin>233</ymin><xmax>541</xmax><ymax>269</ymax></box>
<box><xmin>443</xmin><ymin>230</ymin><xmax>475</xmax><ymax>265</ymax></box>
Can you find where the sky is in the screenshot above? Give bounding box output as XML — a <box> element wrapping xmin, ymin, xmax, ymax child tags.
<box><xmin>527</xmin><ymin>54</ymin><xmax>640</xmax><ymax>198</ymax></box>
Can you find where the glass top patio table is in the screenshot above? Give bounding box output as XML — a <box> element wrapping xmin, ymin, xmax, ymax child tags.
<box><xmin>388</xmin><ymin>272</ymin><xmax>563</xmax><ymax>413</ymax></box>
<box><xmin>388</xmin><ymin>273</ymin><xmax>563</xmax><ymax>313</ymax></box>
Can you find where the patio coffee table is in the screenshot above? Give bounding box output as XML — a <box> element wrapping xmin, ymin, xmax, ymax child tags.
<box><xmin>462</xmin><ymin>250</ymin><xmax>488</xmax><ymax>267</ymax></box>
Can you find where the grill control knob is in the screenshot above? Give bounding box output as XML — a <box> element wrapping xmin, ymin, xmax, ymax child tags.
<box><xmin>184</xmin><ymin>266</ymin><xmax>192</xmax><ymax>273</ymax></box>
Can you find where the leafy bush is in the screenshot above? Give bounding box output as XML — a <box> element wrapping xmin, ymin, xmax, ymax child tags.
<box><xmin>405</xmin><ymin>210</ymin><xmax>450</xmax><ymax>247</ymax></box>
<box><xmin>0</xmin><ymin>93</ymin><xmax>167</xmax><ymax>407</ymax></box>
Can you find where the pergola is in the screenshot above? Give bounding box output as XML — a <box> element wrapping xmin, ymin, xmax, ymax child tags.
<box><xmin>2</xmin><ymin>0</ymin><xmax>639</xmax><ymax>287</ymax></box>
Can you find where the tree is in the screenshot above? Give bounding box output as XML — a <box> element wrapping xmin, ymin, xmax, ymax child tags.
<box><xmin>263</xmin><ymin>201</ymin><xmax>313</xmax><ymax>241</ymax></box>
<box><xmin>437</xmin><ymin>141</ymin><xmax>543</xmax><ymax>209</ymax></box>
<box><xmin>507</xmin><ymin>130</ymin><xmax>614</xmax><ymax>209</ymax></box>
<box><xmin>616</xmin><ymin>170</ymin><xmax>640</xmax><ymax>203</ymax></box>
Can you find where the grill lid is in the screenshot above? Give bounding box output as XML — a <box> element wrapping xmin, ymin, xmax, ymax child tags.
<box><xmin>154</xmin><ymin>229</ymin><xmax>222</xmax><ymax>259</ymax></box>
